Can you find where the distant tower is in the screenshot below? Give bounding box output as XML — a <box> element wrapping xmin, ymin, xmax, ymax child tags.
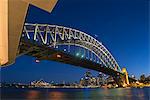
<box><xmin>97</xmin><ymin>72</ymin><xmax>104</xmax><ymax>85</ymax></box>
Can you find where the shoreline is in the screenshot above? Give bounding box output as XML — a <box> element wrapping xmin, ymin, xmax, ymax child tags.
<box><xmin>1</xmin><ymin>85</ymin><xmax>150</xmax><ymax>89</ymax></box>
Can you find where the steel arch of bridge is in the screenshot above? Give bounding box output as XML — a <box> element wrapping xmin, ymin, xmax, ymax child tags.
<box><xmin>22</xmin><ymin>23</ymin><xmax>121</xmax><ymax>72</ymax></box>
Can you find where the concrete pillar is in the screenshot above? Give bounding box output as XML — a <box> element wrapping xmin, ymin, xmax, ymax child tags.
<box><xmin>0</xmin><ymin>0</ymin><xmax>57</xmax><ymax>67</ymax></box>
<box><xmin>0</xmin><ymin>0</ymin><xmax>8</xmax><ymax>66</ymax></box>
<box><xmin>114</xmin><ymin>68</ymin><xmax>129</xmax><ymax>87</ymax></box>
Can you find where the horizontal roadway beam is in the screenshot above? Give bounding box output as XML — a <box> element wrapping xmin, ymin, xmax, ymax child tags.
<box><xmin>19</xmin><ymin>40</ymin><xmax>136</xmax><ymax>81</ymax></box>
<box><xmin>19</xmin><ymin>40</ymin><xmax>123</xmax><ymax>77</ymax></box>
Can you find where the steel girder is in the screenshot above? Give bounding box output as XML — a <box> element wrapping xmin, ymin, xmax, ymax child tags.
<box><xmin>22</xmin><ymin>23</ymin><xmax>121</xmax><ymax>72</ymax></box>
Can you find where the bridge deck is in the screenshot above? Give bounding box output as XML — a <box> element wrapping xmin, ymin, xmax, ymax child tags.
<box><xmin>19</xmin><ymin>40</ymin><xmax>123</xmax><ymax>77</ymax></box>
<box><xmin>19</xmin><ymin>40</ymin><xmax>136</xmax><ymax>82</ymax></box>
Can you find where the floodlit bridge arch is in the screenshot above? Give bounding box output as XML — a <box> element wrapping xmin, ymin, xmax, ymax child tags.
<box><xmin>22</xmin><ymin>23</ymin><xmax>121</xmax><ymax>72</ymax></box>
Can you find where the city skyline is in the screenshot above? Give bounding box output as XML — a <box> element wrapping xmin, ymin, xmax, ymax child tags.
<box><xmin>1</xmin><ymin>0</ymin><xmax>149</xmax><ymax>83</ymax></box>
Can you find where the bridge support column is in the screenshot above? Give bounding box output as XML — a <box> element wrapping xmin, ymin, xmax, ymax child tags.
<box><xmin>114</xmin><ymin>68</ymin><xmax>129</xmax><ymax>87</ymax></box>
<box><xmin>121</xmin><ymin>68</ymin><xmax>129</xmax><ymax>86</ymax></box>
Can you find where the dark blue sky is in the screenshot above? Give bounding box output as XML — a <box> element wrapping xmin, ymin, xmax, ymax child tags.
<box><xmin>1</xmin><ymin>0</ymin><xmax>149</xmax><ymax>83</ymax></box>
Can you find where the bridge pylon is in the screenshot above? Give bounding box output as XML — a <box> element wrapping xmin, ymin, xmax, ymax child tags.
<box><xmin>120</xmin><ymin>67</ymin><xmax>130</xmax><ymax>87</ymax></box>
<box><xmin>114</xmin><ymin>67</ymin><xmax>130</xmax><ymax>87</ymax></box>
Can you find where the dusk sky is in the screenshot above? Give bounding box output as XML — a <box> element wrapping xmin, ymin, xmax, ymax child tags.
<box><xmin>1</xmin><ymin>0</ymin><xmax>149</xmax><ymax>83</ymax></box>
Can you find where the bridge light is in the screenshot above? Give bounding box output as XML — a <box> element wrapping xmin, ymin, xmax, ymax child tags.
<box><xmin>117</xmin><ymin>73</ymin><xmax>119</xmax><ymax>75</ymax></box>
<box><xmin>76</xmin><ymin>53</ymin><xmax>79</xmax><ymax>56</ymax></box>
<box><xmin>35</xmin><ymin>59</ymin><xmax>40</xmax><ymax>63</ymax></box>
<box><xmin>56</xmin><ymin>54</ymin><xmax>61</xmax><ymax>58</ymax></box>
<box><xmin>85</xmin><ymin>77</ymin><xmax>88</xmax><ymax>79</ymax></box>
<box><xmin>64</xmin><ymin>49</ymin><xmax>66</xmax><ymax>51</ymax></box>
<box><xmin>81</xmin><ymin>55</ymin><xmax>84</xmax><ymax>58</ymax></box>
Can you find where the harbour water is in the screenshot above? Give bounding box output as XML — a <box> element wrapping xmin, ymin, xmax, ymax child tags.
<box><xmin>1</xmin><ymin>87</ymin><xmax>149</xmax><ymax>100</ymax></box>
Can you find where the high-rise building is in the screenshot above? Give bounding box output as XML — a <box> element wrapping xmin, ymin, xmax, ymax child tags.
<box><xmin>96</xmin><ymin>72</ymin><xmax>105</xmax><ymax>85</ymax></box>
<box><xmin>80</xmin><ymin>70</ymin><xmax>98</xmax><ymax>86</ymax></box>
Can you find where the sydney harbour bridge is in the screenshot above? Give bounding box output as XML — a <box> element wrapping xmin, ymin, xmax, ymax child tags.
<box><xmin>0</xmin><ymin>0</ymin><xmax>136</xmax><ymax>87</ymax></box>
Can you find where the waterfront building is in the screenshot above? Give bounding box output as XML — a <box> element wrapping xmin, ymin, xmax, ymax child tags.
<box><xmin>31</xmin><ymin>79</ymin><xmax>50</xmax><ymax>87</ymax></box>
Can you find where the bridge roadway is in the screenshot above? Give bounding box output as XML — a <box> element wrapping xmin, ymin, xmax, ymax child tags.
<box><xmin>19</xmin><ymin>39</ymin><xmax>136</xmax><ymax>82</ymax></box>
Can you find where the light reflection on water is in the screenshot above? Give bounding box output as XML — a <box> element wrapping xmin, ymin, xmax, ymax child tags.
<box><xmin>48</xmin><ymin>91</ymin><xmax>66</xmax><ymax>100</ymax></box>
<box><xmin>27</xmin><ymin>90</ymin><xmax>40</xmax><ymax>100</ymax></box>
<box><xmin>1</xmin><ymin>87</ymin><xmax>150</xmax><ymax>100</ymax></box>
